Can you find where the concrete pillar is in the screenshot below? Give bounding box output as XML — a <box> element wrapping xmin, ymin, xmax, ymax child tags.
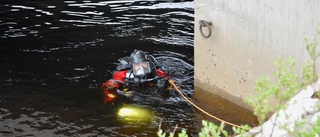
<box><xmin>194</xmin><ymin>0</ymin><xmax>320</xmax><ymax>110</ymax></box>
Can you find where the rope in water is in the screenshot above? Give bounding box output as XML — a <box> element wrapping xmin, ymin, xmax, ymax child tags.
<box><xmin>168</xmin><ymin>79</ymin><xmax>250</xmax><ymax>130</ymax></box>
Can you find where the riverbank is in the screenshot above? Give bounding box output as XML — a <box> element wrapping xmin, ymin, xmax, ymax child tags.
<box><xmin>246</xmin><ymin>79</ymin><xmax>320</xmax><ymax>136</ymax></box>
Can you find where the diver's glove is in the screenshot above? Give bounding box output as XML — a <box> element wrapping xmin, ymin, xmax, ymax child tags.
<box><xmin>101</xmin><ymin>79</ymin><xmax>120</xmax><ymax>104</ymax></box>
<box><xmin>156</xmin><ymin>77</ymin><xmax>170</xmax><ymax>90</ymax></box>
<box><xmin>101</xmin><ymin>86</ymin><xmax>117</xmax><ymax>104</ymax></box>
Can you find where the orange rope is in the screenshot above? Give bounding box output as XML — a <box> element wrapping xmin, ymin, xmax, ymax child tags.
<box><xmin>168</xmin><ymin>80</ymin><xmax>250</xmax><ymax>130</ymax></box>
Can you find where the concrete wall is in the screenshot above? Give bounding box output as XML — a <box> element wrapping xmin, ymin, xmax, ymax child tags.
<box><xmin>194</xmin><ymin>0</ymin><xmax>320</xmax><ymax>110</ymax></box>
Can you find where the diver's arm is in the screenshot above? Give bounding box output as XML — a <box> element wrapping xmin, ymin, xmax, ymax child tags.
<box><xmin>156</xmin><ymin>68</ymin><xmax>170</xmax><ymax>78</ymax></box>
<box><xmin>101</xmin><ymin>70</ymin><xmax>127</xmax><ymax>103</ymax></box>
<box><xmin>155</xmin><ymin>68</ymin><xmax>171</xmax><ymax>90</ymax></box>
<box><xmin>101</xmin><ymin>79</ymin><xmax>121</xmax><ymax>103</ymax></box>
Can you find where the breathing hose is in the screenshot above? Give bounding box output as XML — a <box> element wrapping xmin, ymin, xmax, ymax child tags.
<box><xmin>168</xmin><ymin>79</ymin><xmax>250</xmax><ymax>130</ymax></box>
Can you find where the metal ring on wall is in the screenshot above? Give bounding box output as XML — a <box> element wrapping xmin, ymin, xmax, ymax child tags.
<box><xmin>199</xmin><ymin>20</ymin><xmax>212</xmax><ymax>38</ymax></box>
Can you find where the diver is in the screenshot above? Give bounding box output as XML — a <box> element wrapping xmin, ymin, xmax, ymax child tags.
<box><xmin>101</xmin><ymin>49</ymin><xmax>171</xmax><ymax>104</ymax></box>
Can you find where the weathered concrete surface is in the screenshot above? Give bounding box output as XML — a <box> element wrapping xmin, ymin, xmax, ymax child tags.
<box><xmin>194</xmin><ymin>0</ymin><xmax>320</xmax><ymax>110</ymax></box>
<box><xmin>246</xmin><ymin>79</ymin><xmax>320</xmax><ymax>137</ymax></box>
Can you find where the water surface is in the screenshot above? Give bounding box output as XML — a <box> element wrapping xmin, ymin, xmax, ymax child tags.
<box><xmin>0</xmin><ymin>0</ymin><xmax>256</xmax><ymax>136</ymax></box>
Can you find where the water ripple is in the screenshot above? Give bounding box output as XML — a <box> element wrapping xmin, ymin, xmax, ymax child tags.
<box><xmin>1</xmin><ymin>0</ymin><xmax>194</xmax><ymax>47</ymax></box>
<box><xmin>0</xmin><ymin>1</ymin><xmax>196</xmax><ymax>136</ymax></box>
<box><xmin>129</xmin><ymin>1</ymin><xmax>193</xmax><ymax>10</ymax></box>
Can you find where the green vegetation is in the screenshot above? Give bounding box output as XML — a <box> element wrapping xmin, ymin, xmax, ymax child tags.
<box><xmin>158</xmin><ymin>26</ymin><xmax>320</xmax><ymax>137</ymax></box>
<box><xmin>295</xmin><ymin>117</ymin><xmax>320</xmax><ymax>137</ymax></box>
<box><xmin>244</xmin><ymin>57</ymin><xmax>300</xmax><ymax>124</ymax></box>
<box><xmin>302</xmin><ymin>26</ymin><xmax>320</xmax><ymax>90</ymax></box>
<box><xmin>198</xmin><ymin>121</ymin><xmax>228</xmax><ymax>137</ymax></box>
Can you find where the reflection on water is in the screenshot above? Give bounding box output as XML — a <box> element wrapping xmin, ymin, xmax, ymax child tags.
<box><xmin>194</xmin><ymin>87</ymin><xmax>259</xmax><ymax>132</ymax></box>
<box><xmin>0</xmin><ymin>0</ymin><xmax>256</xmax><ymax>136</ymax></box>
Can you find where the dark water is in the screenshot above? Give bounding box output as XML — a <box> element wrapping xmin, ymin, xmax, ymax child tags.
<box><xmin>0</xmin><ymin>0</ymin><xmax>256</xmax><ymax>136</ymax></box>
